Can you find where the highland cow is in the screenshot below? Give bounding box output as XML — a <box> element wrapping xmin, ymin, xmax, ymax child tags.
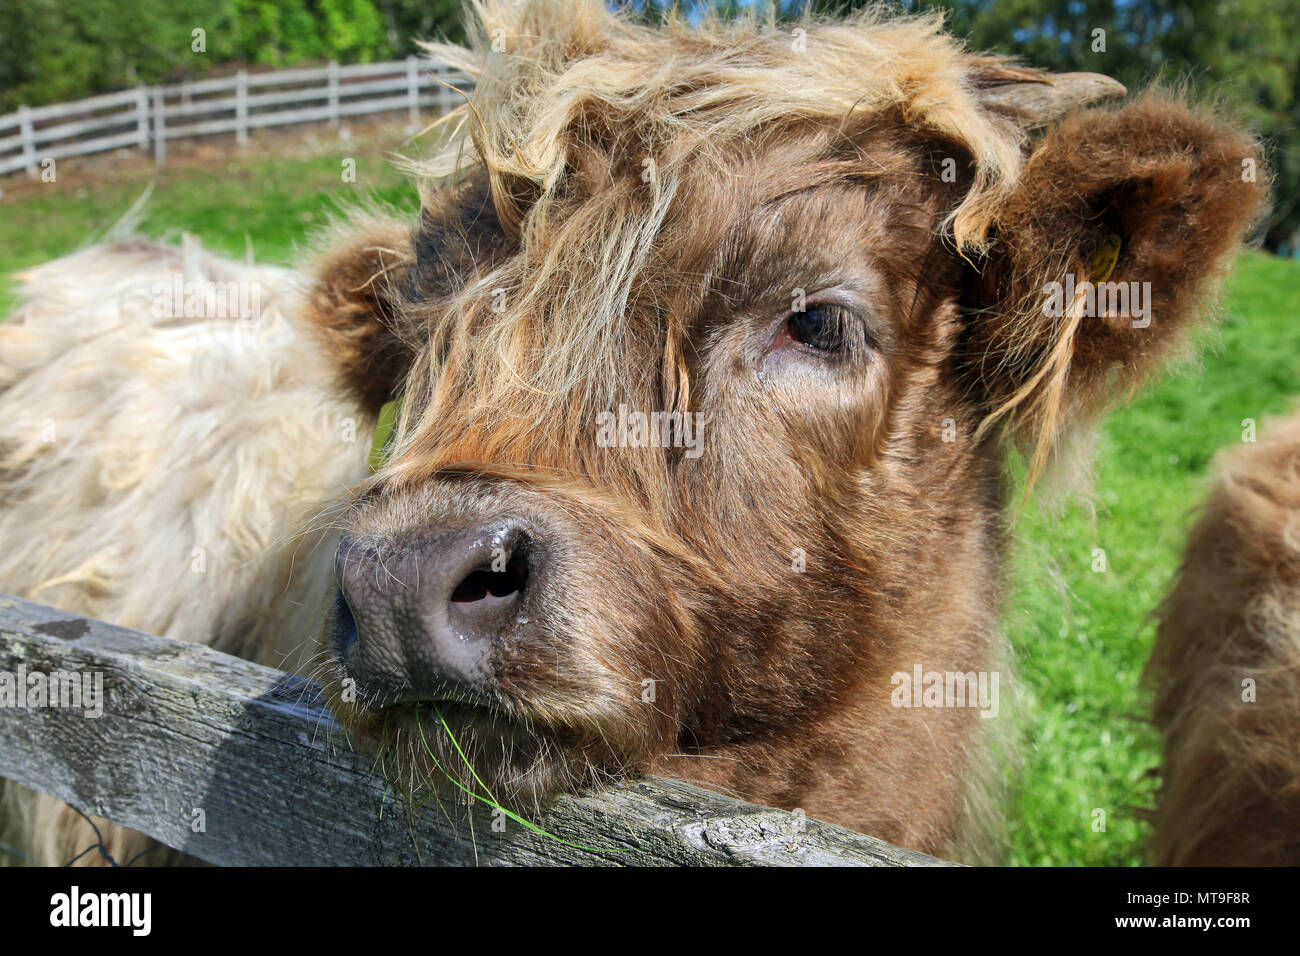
<box><xmin>1147</xmin><ymin>408</ymin><xmax>1300</xmax><ymax>865</ymax></box>
<box><xmin>0</xmin><ymin>0</ymin><xmax>1267</xmax><ymax>865</ymax></box>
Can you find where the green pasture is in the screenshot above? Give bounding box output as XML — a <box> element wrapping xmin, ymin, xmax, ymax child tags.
<box><xmin>2</xmin><ymin>151</ymin><xmax>1295</xmax><ymax>865</ymax></box>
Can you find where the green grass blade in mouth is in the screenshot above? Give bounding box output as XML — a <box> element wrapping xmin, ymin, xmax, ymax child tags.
<box><xmin>434</xmin><ymin>705</ymin><xmax>501</xmax><ymax>805</ymax></box>
<box><xmin>413</xmin><ymin>711</ymin><xmax>625</xmax><ymax>856</ymax></box>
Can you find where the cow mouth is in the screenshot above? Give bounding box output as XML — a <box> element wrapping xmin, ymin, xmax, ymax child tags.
<box><xmin>326</xmin><ymin>673</ymin><xmax>578</xmax><ymax>804</ymax></box>
<box><xmin>320</xmin><ymin>594</ymin><xmax>604</xmax><ymax>803</ymax></box>
<box><xmin>365</xmin><ymin>688</ymin><xmax>511</xmax><ymax>720</ymax></box>
<box><xmin>351</xmin><ymin>684</ymin><xmax>541</xmax><ymax>749</ymax></box>
<box><xmin>325</xmin><ymin>590</ymin><xmax>522</xmax><ymax>723</ymax></box>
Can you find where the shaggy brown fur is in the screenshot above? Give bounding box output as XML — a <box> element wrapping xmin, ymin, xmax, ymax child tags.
<box><xmin>296</xmin><ymin>2</ymin><xmax>1266</xmax><ymax>860</ymax></box>
<box><xmin>1147</xmin><ymin>409</ymin><xmax>1300</xmax><ymax>865</ymax></box>
<box><xmin>0</xmin><ymin>0</ymin><xmax>1268</xmax><ymax>864</ymax></box>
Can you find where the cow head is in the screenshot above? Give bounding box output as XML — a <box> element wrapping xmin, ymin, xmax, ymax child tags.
<box><xmin>305</xmin><ymin>0</ymin><xmax>1264</xmax><ymax>847</ymax></box>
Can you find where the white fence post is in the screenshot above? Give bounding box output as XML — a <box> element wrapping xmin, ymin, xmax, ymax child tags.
<box><xmin>235</xmin><ymin>69</ymin><xmax>248</xmax><ymax>145</ymax></box>
<box><xmin>437</xmin><ymin>64</ymin><xmax>454</xmax><ymax>114</ymax></box>
<box><xmin>0</xmin><ymin>60</ymin><xmax>473</xmax><ymax>176</ymax></box>
<box><xmin>406</xmin><ymin>54</ymin><xmax>419</xmax><ymax>126</ymax></box>
<box><xmin>135</xmin><ymin>88</ymin><xmax>149</xmax><ymax>151</ymax></box>
<box><xmin>327</xmin><ymin>60</ymin><xmax>340</xmax><ymax>128</ymax></box>
<box><xmin>152</xmin><ymin>87</ymin><xmax>167</xmax><ymax>165</ymax></box>
<box><xmin>18</xmin><ymin>105</ymin><xmax>36</xmax><ymax>177</ymax></box>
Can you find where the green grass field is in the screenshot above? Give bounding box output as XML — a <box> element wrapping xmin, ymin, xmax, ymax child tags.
<box><xmin>2</xmin><ymin>149</ymin><xmax>1296</xmax><ymax>865</ymax></box>
<box><xmin>1003</xmin><ymin>249</ymin><xmax>1300</xmax><ymax>864</ymax></box>
<box><xmin>0</xmin><ymin>147</ymin><xmax>417</xmax><ymax>312</ymax></box>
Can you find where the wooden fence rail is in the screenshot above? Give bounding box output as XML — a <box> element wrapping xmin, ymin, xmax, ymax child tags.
<box><xmin>0</xmin><ymin>593</ymin><xmax>948</xmax><ymax>866</ymax></box>
<box><xmin>0</xmin><ymin>57</ymin><xmax>472</xmax><ymax>177</ymax></box>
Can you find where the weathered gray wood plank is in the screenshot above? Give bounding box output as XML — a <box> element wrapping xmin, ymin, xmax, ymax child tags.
<box><xmin>0</xmin><ymin>593</ymin><xmax>950</xmax><ymax>866</ymax></box>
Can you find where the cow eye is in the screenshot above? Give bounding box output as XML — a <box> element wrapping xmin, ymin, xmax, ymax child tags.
<box><xmin>786</xmin><ymin>303</ymin><xmax>852</xmax><ymax>353</ymax></box>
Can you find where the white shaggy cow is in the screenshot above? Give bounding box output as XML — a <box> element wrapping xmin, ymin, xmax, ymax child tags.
<box><xmin>0</xmin><ymin>236</ymin><xmax>373</xmax><ymax>864</ymax></box>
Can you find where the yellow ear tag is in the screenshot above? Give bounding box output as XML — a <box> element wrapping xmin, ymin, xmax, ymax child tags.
<box><xmin>1089</xmin><ymin>233</ymin><xmax>1122</xmax><ymax>283</ymax></box>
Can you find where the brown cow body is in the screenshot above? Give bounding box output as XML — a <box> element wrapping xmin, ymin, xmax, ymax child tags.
<box><xmin>1148</xmin><ymin>409</ymin><xmax>1300</xmax><ymax>865</ymax></box>
<box><xmin>0</xmin><ymin>1</ymin><xmax>1269</xmax><ymax>865</ymax></box>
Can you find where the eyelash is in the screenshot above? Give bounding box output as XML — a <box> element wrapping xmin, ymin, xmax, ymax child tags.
<box><xmin>784</xmin><ymin>303</ymin><xmax>870</xmax><ymax>356</ymax></box>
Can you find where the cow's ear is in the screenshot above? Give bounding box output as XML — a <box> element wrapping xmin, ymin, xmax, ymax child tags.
<box><xmin>965</xmin><ymin>93</ymin><xmax>1268</xmax><ymax>477</ymax></box>
<box><xmin>302</xmin><ymin>214</ymin><xmax>416</xmax><ymax>416</ymax></box>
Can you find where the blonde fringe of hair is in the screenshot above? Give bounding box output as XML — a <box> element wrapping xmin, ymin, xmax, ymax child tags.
<box><xmin>372</xmin><ymin>0</ymin><xmax>1031</xmax><ymax>479</ymax></box>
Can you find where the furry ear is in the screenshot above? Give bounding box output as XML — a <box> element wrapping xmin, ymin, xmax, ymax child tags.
<box><xmin>303</xmin><ymin>174</ymin><xmax>514</xmax><ymax>417</ymax></box>
<box><xmin>302</xmin><ymin>215</ymin><xmax>417</xmax><ymax>416</ymax></box>
<box><xmin>966</xmin><ymin>93</ymin><xmax>1269</xmax><ymax>477</ymax></box>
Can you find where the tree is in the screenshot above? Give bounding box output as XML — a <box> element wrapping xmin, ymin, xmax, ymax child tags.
<box><xmin>0</xmin><ymin>0</ymin><xmax>463</xmax><ymax>110</ymax></box>
<box><xmin>813</xmin><ymin>0</ymin><xmax>1298</xmax><ymax>250</ymax></box>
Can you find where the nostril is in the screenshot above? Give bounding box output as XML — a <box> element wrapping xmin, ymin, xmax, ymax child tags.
<box><xmin>333</xmin><ymin>521</ymin><xmax>544</xmax><ymax>692</ymax></box>
<box><xmin>450</xmin><ymin>551</ymin><xmax>529</xmax><ymax>603</ymax></box>
<box><xmin>332</xmin><ymin>588</ymin><xmax>358</xmax><ymax>652</ymax></box>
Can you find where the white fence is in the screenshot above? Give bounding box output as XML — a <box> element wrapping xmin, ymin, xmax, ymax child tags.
<box><xmin>0</xmin><ymin>56</ymin><xmax>472</xmax><ymax>177</ymax></box>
